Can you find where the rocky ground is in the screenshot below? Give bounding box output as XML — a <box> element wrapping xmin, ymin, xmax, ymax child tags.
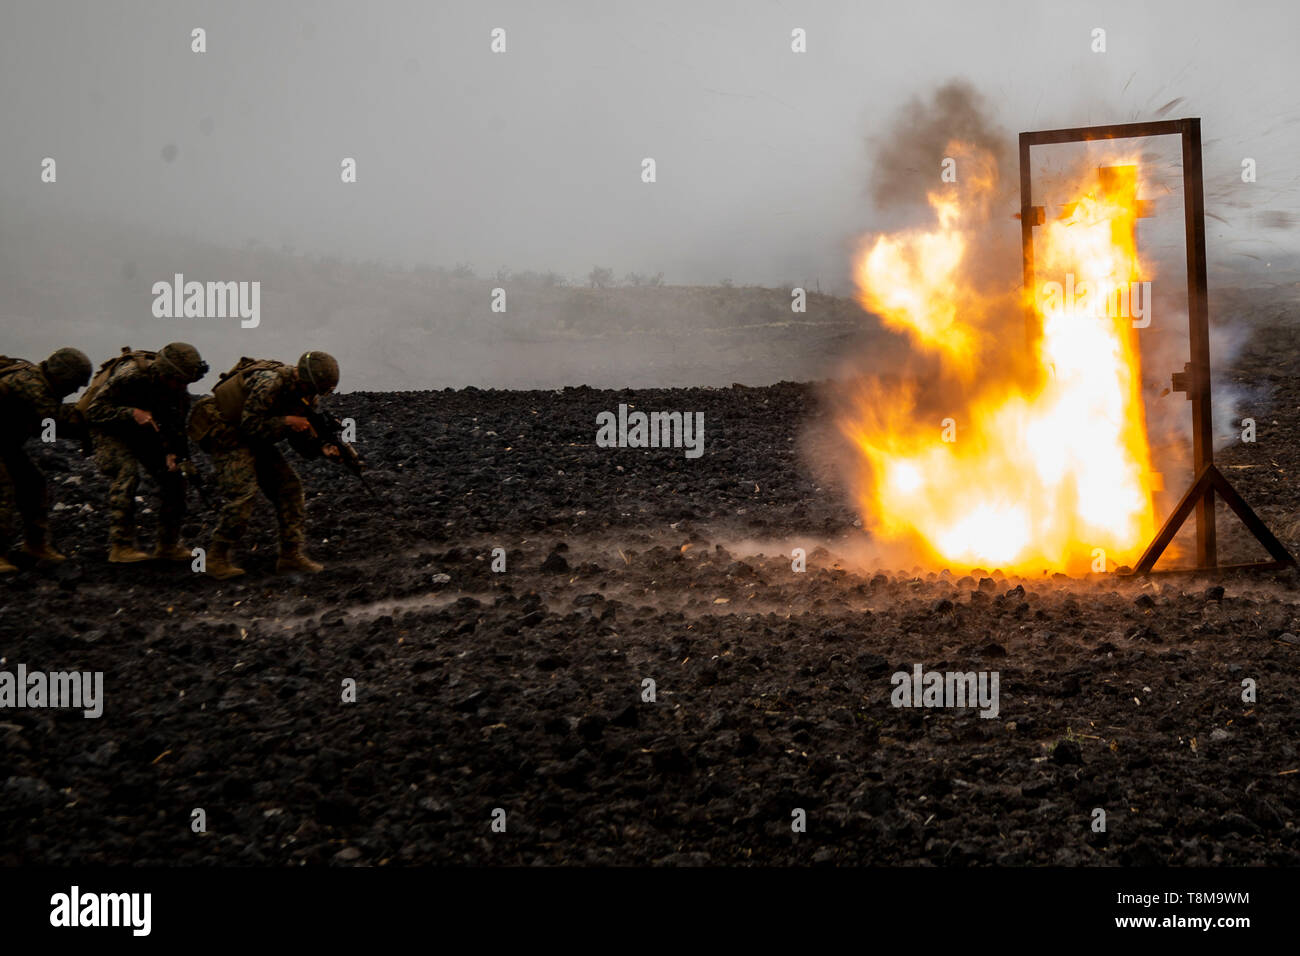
<box><xmin>3</xmin><ymin>324</ymin><xmax>1300</xmax><ymax>866</ymax></box>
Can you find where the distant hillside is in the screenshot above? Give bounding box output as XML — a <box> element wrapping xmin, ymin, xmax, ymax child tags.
<box><xmin>0</xmin><ymin>210</ymin><xmax>899</xmax><ymax>391</ymax></box>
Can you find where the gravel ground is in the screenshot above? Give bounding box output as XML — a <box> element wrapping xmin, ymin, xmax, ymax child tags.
<box><xmin>3</xmin><ymin>326</ymin><xmax>1300</xmax><ymax>866</ymax></box>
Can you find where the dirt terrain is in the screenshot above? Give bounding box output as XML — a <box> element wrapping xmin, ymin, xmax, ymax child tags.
<box><xmin>3</xmin><ymin>321</ymin><xmax>1300</xmax><ymax>866</ymax></box>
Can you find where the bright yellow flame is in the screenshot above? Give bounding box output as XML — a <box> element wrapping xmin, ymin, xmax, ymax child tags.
<box><xmin>842</xmin><ymin>148</ymin><xmax>1157</xmax><ymax>574</ymax></box>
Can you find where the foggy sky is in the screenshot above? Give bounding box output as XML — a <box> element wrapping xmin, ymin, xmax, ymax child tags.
<box><xmin>3</xmin><ymin>0</ymin><xmax>1298</xmax><ymax>287</ymax></box>
<box><xmin>2</xmin><ymin>1</ymin><xmax>1300</xmax><ymax>391</ymax></box>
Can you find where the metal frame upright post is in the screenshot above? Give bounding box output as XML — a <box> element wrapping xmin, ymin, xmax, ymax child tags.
<box><xmin>1018</xmin><ymin>118</ymin><xmax>1294</xmax><ymax>573</ymax></box>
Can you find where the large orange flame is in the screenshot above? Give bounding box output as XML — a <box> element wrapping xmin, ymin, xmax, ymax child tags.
<box><xmin>842</xmin><ymin>143</ymin><xmax>1157</xmax><ymax>574</ymax></box>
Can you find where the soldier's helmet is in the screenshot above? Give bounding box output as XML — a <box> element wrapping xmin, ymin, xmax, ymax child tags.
<box><xmin>42</xmin><ymin>347</ymin><xmax>93</xmax><ymax>396</ymax></box>
<box><xmin>297</xmin><ymin>351</ymin><xmax>340</xmax><ymax>394</ymax></box>
<box><xmin>155</xmin><ymin>342</ymin><xmax>209</xmax><ymax>383</ymax></box>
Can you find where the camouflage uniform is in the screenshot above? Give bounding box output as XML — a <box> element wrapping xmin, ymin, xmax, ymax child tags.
<box><xmin>0</xmin><ymin>361</ymin><xmax>87</xmax><ymax>560</ymax></box>
<box><xmin>194</xmin><ymin>365</ymin><xmax>308</xmax><ymax>553</ymax></box>
<box><xmin>83</xmin><ymin>359</ymin><xmax>192</xmax><ymax>551</ymax></box>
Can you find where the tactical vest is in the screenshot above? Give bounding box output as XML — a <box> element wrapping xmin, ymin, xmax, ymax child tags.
<box><xmin>76</xmin><ymin>348</ymin><xmax>156</xmax><ymax>413</ymax></box>
<box><xmin>211</xmin><ymin>358</ymin><xmax>286</xmax><ymax>424</ymax></box>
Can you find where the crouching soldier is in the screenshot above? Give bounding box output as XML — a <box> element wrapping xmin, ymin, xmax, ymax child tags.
<box><xmin>189</xmin><ymin>351</ymin><xmax>341</xmax><ymax>579</ymax></box>
<box><xmin>82</xmin><ymin>343</ymin><xmax>209</xmax><ymax>563</ymax></box>
<box><xmin>0</xmin><ymin>348</ymin><xmax>93</xmax><ymax>572</ymax></box>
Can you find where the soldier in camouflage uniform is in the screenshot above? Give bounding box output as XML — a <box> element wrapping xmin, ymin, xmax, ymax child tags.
<box><xmin>83</xmin><ymin>343</ymin><xmax>209</xmax><ymax>563</ymax></box>
<box><xmin>190</xmin><ymin>351</ymin><xmax>341</xmax><ymax>579</ymax></box>
<box><xmin>0</xmin><ymin>348</ymin><xmax>93</xmax><ymax>573</ymax></box>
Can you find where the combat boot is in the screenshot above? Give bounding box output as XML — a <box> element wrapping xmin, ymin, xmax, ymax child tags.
<box><xmin>0</xmin><ymin>554</ymin><xmax>18</xmax><ymax>574</ymax></box>
<box><xmin>206</xmin><ymin>542</ymin><xmax>246</xmax><ymax>580</ymax></box>
<box><xmin>108</xmin><ymin>543</ymin><xmax>152</xmax><ymax>563</ymax></box>
<box><xmin>21</xmin><ymin>538</ymin><xmax>66</xmax><ymax>565</ymax></box>
<box><xmin>277</xmin><ymin>546</ymin><xmax>323</xmax><ymax>574</ymax></box>
<box><xmin>153</xmin><ymin>540</ymin><xmax>192</xmax><ymax>562</ymax></box>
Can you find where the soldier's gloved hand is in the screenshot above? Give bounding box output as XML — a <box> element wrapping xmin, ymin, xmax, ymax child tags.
<box><xmin>132</xmin><ymin>408</ymin><xmax>159</xmax><ymax>430</ymax></box>
<box><xmin>284</xmin><ymin>415</ymin><xmax>316</xmax><ymax>436</ymax></box>
<box><xmin>166</xmin><ymin>453</ymin><xmax>178</xmax><ymax>471</ymax></box>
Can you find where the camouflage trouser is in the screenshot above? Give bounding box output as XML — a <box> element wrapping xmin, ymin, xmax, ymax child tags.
<box><xmin>92</xmin><ymin>433</ymin><xmax>185</xmax><ymax>547</ymax></box>
<box><xmin>197</xmin><ymin>413</ymin><xmax>305</xmax><ymax>551</ymax></box>
<box><xmin>0</xmin><ymin>442</ymin><xmax>49</xmax><ymax>549</ymax></box>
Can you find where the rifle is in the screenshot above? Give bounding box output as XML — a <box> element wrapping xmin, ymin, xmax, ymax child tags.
<box><xmin>144</xmin><ymin>410</ymin><xmax>213</xmax><ymax>509</ymax></box>
<box><xmin>65</xmin><ymin>407</ymin><xmax>95</xmax><ymax>457</ymax></box>
<box><xmin>292</xmin><ymin>397</ymin><xmax>379</xmax><ymax>500</ymax></box>
<box><xmin>177</xmin><ymin>458</ymin><xmax>214</xmax><ymax>508</ymax></box>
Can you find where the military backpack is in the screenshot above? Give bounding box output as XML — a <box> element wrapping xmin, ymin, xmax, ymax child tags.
<box><xmin>211</xmin><ymin>357</ymin><xmax>287</xmax><ymax>424</ymax></box>
<box><xmin>76</xmin><ymin>347</ymin><xmax>157</xmax><ymax>413</ymax></box>
<box><xmin>0</xmin><ymin>356</ymin><xmax>35</xmax><ymax>378</ymax></box>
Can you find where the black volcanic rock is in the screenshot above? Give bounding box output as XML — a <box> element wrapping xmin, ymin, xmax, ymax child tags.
<box><xmin>2</xmin><ymin>376</ymin><xmax>1299</xmax><ymax>867</ymax></box>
